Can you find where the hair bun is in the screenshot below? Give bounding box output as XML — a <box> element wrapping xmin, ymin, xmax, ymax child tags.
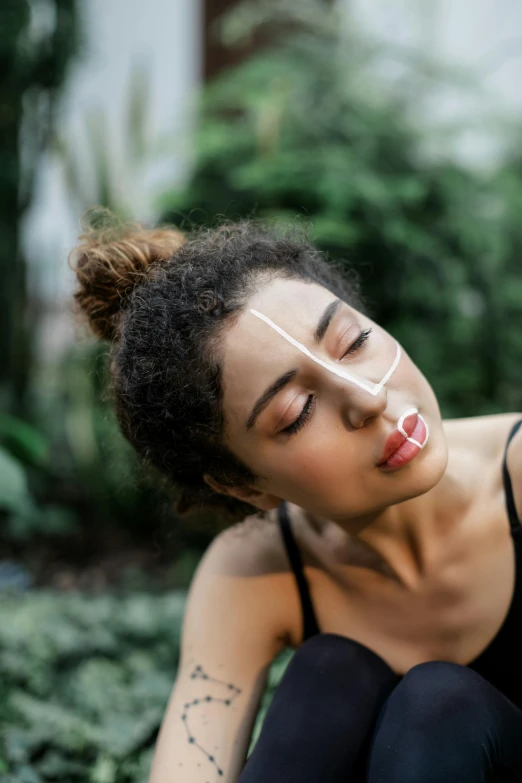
<box><xmin>70</xmin><ymin>207</ymin><xmax>186</xmax><ymax>341</ymax></box>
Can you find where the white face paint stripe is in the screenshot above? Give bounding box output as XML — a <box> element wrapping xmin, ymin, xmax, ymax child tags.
<box><xmin>249</xmin><ymin>308</ymin><xmax>430</xmax><ymax>450</ymax></box>
<box><xmin>373</xmin><ymin>341</ymin><xmax>402</xmax><ymax>394</ymax></box>
<box><xmin>249</xmin><ymin>308</ymin><xmax>401</xmax><ymax>397</ymax></box>
<box><xmin>398</xmin><ymin>407</ymin><xmax>430</xmax><ymax>449</ymax></box>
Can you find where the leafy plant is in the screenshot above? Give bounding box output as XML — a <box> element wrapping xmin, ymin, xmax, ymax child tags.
<box><xmin>54</xmin><ymin>59</ymin><xmax>177</xmax><ymax>221</ymax></box>
<box><xmin>0</xmin><ymin>415</ymin><xmax>75</xmax><ymax>540</ymax></box>
<box><xmin>160</xmin><ymin>0</ymin><xmax>522</xmax><ymax>418</ymax></box>
<box><xmin>0</xmin><ymin>590</ymin><xmax>291</xmax><ymax>782</ymax></box>
<box><xmin>0</xmin><ymin>0</ymin><xmax>80</xmax><ymax>415</ymax></box>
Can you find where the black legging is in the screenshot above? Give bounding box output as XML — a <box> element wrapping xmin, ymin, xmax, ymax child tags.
<box><xmin>238</xmin><ymin>634</ymin><xmax>522</xmax><ymax>783</ymax></box>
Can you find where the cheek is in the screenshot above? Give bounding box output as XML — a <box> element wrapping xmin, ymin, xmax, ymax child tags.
<box><xmin>290</xmin><ymin>449</ymin><xmax>337</xmax><ymax>489</ymax></box>
<box><xmin>274</xmin><ymin>436</ymin><xmax>377</xmax><ymax>520</ymax></box>
<box><xmin>276</xmin><ymin>430</ymin><xmax>362</xmax><ymax>494</ymax></box>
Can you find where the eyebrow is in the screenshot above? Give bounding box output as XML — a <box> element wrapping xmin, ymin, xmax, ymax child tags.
<box><xmin>313</xmin><ymin>298</ymin><xmax>342</xmax><ymax>344</ymax></box>
<box><xmin>245</xmin><ymin>299</ymin><xmax>342</xmax><ymax>431</ymax></box>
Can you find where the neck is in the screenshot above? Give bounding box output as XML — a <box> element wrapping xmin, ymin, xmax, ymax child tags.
<box><xmin>340</xmin><ymin>421</ymin><xmax>479</xmax><ymax>585</ymax></box>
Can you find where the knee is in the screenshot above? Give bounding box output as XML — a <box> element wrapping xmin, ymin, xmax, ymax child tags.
<box><xmin>287</xmin><ymin>633</ymin><xmax>396</xmax><ymax>692</ymax></box>
<box><xmin>265</xmin><ymin>635</ymin><xmax>397</xmax><ymax>754</ymax></box>
<box><xmin>391</xmin><ymin>660</ymin><xmax>489</xmax><ymax>728</ymax></box>
<box><xmin>367</xmin><ymin>662</ymin><xmax>496</xmax><ymax>783</ymax></box>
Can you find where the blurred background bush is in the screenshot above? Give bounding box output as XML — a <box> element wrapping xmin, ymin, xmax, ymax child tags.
<box><xmin>2</xmin><ymin>0</ymin><xmax>522</xmax><ymax>780</ymax></box>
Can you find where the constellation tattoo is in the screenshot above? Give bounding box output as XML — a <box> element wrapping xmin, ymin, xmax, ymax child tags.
<box><xmin>181</xmin><ymin>664</ymin><xmax>242</xmax><ymax>778</ymax></box>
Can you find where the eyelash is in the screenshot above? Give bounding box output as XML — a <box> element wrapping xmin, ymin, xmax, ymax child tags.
<box><xmin>340</xmin><ymin>327</ymin><xmax>373</xmax><ymax>359</ymax></box>
<box><xmin>280</xmin><ymin>327</ymin><xmax>373</xmax><ymax>437</ymax></box>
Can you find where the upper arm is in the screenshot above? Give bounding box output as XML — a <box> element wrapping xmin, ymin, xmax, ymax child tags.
<box><xmin>148</xmin><ymin>523</ymin><xmax>290</xmax><ymax>783</ymax></box>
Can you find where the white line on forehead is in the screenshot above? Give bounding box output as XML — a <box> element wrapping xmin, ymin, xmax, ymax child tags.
<box><xmin>249</xmin><ymin>308</ymin><xmax>401</xmax><ymax>396</ymax></box>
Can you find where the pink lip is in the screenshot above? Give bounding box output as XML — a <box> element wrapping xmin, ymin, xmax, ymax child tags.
<box><xmin>380</xmin><ymin>416</ymin><xmax>427</xmax><ymax>469</ymax></box>
<box><xmin>376</xmin><ymin>412</ymin><xmax>419</xmax><ymax>466</ymax></box>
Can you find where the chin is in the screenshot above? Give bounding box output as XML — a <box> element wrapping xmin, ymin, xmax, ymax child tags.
<box><xmin>405</xmin><ymin>427</ymin><xmax>449</xmax><ymax>500</ymax></box>
<box><xmin>376</xmin><ymin>419</ymin><xmax>448</xmax><ymax>506</ymax></box>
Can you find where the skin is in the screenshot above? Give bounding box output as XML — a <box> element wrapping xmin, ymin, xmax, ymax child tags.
<box><xmin>149</xmin><ymin>276</ymin><xmax>522</xmax><ymax>783</ymax></box>
<box><xmin>248</xmin><ymin>306</ymin><xmax>404</xmax><ymax>396</ymax></box>
<box><xmin>214</xmin><ymin>277</ymin><xmax>445</xmax><ymax>530</ymax></box>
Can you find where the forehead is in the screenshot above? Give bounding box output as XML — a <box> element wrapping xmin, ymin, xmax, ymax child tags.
<box><xmin>220</xmin><ymin>278</ymin><xmax>350</xmax><ymax>428</ymax></box>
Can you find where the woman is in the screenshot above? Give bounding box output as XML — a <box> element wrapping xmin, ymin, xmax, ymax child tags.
<box><xmin>71</xmin><ymin>215</ymin><xmax>522</xmax><ymax>783</ymax></box>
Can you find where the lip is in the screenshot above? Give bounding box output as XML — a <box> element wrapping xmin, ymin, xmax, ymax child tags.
<box><xmin>376</xmin><ymin>411</ymin><xmax>419</xmax><ymax>466</ymax></box>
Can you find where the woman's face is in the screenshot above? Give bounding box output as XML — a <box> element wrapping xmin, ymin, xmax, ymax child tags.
<box><xmin>218</xmin><ymin>277</ymin><xmax>448</xmax><ymax>528</ymax></box>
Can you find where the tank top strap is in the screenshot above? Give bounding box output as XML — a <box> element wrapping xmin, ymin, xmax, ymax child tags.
<box><xmin>502</xmin><ymin>418</ymin><xmax>522</xmax><ymax>532</ymax></box>
<box><xmin>277</xmin><ymin>501</ymin><xmax>321</xmax><ymax>641</ymax></box>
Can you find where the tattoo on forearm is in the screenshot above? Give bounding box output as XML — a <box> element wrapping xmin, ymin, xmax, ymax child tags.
<box><xmin>181</xmin><ymin>665</ymin><xmax>242</xmax><ymax>777</ymax></box>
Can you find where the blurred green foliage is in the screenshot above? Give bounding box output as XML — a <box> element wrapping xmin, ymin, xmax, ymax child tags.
<box><xmin>161</xmin><ymin>0</ymin><xmax>522</xmax><ymax>418</ymax></box>
<box><xmin>0</xmin><ymin>591</ymin><xmax>291</xmax><ymax>782</ymax></box>
<box><xmin>0</xmin><ymin>591</ymin><xmax>183</xmax><ymax>782</ymax></box>
<box><xmin>28</xmin><ymin>341</ymin><xmax>215</xmax><ymax>552</ymax></box>
<box><xmin>2</xmin><ymin>2</ymin><xmax>522</xmax><ymax>780</ymax></box>
<box><xmin>0</xmin><ymin>413</ymin><xmax>54</xmax><ymax>539</ymax></box>
<box><xmin>23</xmin><ymin>59</ymin><xmax>202</xmax><ymax>553</ymax></box>
<box><xmin>54</xmin><ymin>60</ymin><xmax>156</xmax><ymax>220</ymax></box>
<box><xmin>6</xmin><ymin>0</ymin><xmax>522</xmax><ymax>551</ymax></box>
<box><xmin>0</xmin><ymin>0</ymin><xmax>79</xmax><ymax>416</ymax></box>
<box><xmin>0</xmin><ymin>0</ymin><xmax>519</xmax><ymax>577</ymax></box>
<box><xmin>0</xmin><ymin>413</ymin><xmax>80</xmax><ymax>541</ymax></box>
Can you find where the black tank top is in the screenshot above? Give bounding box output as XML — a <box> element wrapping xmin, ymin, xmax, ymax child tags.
<box><xmin>278</xmin><ymin>418</ymin><xmax>522</xmax><ymax>708</ymax></box>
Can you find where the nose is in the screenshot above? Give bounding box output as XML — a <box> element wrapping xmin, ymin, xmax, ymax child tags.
<box><xmin>341</xmin><ymin>382</ymin><xmax>388</xmax><ymax>430</ymax></box>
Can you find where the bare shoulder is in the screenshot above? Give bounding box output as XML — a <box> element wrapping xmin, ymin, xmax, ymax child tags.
<box><xmin>445</xmin><ymin>412</ymin><xmax>522</xmax><ymax>461</ymax></box>
<box><xmin>182</xmin><ymin>506</ymin><xmax>299</xmax><ymax>656</ymax></box>
<box><xmin>200</xmin><ymin>506</ymin><xmax>290</xmax><ymax>579</ymax></box>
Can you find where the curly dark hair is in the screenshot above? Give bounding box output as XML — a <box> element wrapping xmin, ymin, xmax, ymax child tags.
<box><xmin>70</xmin><ymin>212</ymin><xmax>367</xmax><ymax>515</ymax></box>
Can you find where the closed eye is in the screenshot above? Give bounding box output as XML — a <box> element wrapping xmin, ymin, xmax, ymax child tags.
<box><xmin>280</xmin><ymin>394</ymin><xmax>316</xmax><ymax>436</ymax></box>
<box><xmin>341</xmin><ymin>327</ymin><xmax>372</xmax><ymax>359</ymax></box>
<box><xmin>280</xmin><ymin>327</ymin><xmax>372</xmax><ymax>437</ymax></box>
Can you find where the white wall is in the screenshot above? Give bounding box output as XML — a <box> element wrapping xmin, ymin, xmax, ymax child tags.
<box><xmin>22</xmin><ymin>0</ymin><xmax>202</xmax><ymax>358</ymax></box>
<box><xmin>23</xmin><ymin>0</ymin><xmax>201</xmax><ymax>359</ymax></box>
<box><xmin>348</xmin><ymin>0</ymin><xmax>522</xmax><ymax>166</ymax></box>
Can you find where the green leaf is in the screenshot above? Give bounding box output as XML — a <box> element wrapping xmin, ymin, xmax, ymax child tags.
<box><xmin>91</xmin><ymin>755</ymin><xmax>118</xmax><ymax>783</ymax></box>
<box><xmin>0</xmin><ymin>416</ymin><xmax>48</xmax><ymax>467</ymax></box>
<box><xmin>0</xmin><ymin>448</ymin><xmax>31</xmax><ymax>514</ymax></box>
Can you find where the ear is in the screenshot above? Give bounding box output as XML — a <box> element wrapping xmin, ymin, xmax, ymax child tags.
<box><xmin>203</xmin><ymin>474</ymin><xmax>281</xmax><ymax>511</ymax></box>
